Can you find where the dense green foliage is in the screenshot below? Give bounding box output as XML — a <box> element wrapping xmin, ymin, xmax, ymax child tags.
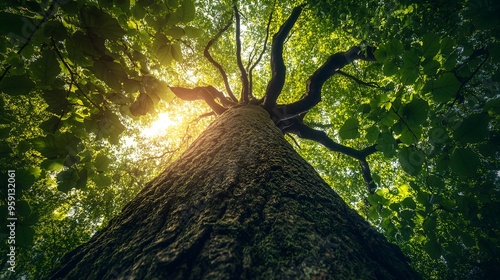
<box><xmin>0</xmin><ymin>0</ymin><xmax>498</xmax><ymax>278</ymax></box>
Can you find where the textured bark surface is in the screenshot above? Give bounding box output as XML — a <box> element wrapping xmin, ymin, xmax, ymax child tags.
<box><xmin>51</xmin><ymin>105</ymin><xmax>420</xmax><ymax>279</ymax></box>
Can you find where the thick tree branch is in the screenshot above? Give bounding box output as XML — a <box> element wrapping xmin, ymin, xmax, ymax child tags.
<box><xmin>262</xmin><ymin>4</ymin><xmax>305</xmax><ymax>111</ymax></box>
<box><xmin>204</xmin><ymin>18</ymin><xmax>238</xmax><ymax>102</ymax></box>
<box><xmin>273</xmin><ymin>46</ymin><xmax>376</xmax><ymax>122</ymax></box>
<box><xmin>234</xmin><ymin>5</ymin><xmax>251</xmax><ymax>103</ymax></box>
<box><xmin>169</xmin><ymin>86</ymin><xmax>228</xmax><ymax>115</ymax></box>
<box><xmin>284</xmin><ymin>120</ymin><xmax>377</xmax><ymax>194</ymax></box>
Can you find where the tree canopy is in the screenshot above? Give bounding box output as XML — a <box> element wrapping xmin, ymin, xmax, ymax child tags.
<box><xmin>0</xmin><ymin>0</ymin><xmax>499</xmax><ymax>278</ymax></box>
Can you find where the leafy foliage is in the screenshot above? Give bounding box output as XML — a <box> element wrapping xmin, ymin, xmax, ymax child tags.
<box><xmin>0</xmin><ymin>0</ymin><xmax>499</xmax><ymax>279</ymax></box>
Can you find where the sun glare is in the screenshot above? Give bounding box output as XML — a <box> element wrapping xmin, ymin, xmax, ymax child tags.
<box><xmin>141</xmin><ymin>112</ymin><xmax>181</xmax><ymax>138</ymax></box>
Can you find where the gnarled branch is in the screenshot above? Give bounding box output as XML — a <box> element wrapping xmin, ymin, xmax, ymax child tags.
<box><xmin>234</xmin><ymin>5</ymin><xmax>251</xmax><ymax>103</ymax></box>
<box><xmin>204</xmin><ymin>18</ymin><xmax>238</xmax><ymax>102</ymax></box>
<box><xmin>262</xmin><ymin>4</ymin><xmax>305</xmax><ymax>111</ymax></box>
<box><xmin>272</xmin><ymin>46</ymin><xmax>376</xmax><ymax>122</ymax></box>
<box><xmin>283</xmin><ymin>120</ymin><xmax>378</xmax><ymax>194</ymax></box>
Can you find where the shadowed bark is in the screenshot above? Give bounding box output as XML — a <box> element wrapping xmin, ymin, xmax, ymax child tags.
<box><xmin>51</xmin><ymin>106</ymin><xmax>420</xmax><ymax>279</ymax></box>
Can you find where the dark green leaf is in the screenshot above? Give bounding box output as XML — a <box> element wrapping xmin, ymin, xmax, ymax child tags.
<box><xmin>453</xmin><ymin>113</ymin><xmax>489</xmax><ymax>143</ymax></box>
<box><xmin>450</xmin><ymin>148</ymin><xmax>480</xmax><ymax>177</ymax></box>
<box><xmin>376</xmin><ymin>131</ymin><xmax>397</xmax><ymax>158</ymax></box>
<box><xmin>398</xmin><ymin>147</ymin><xmax>424</xmax><ymax>176</ymax></box>
<box><xmin>0</xmin><ymin>75</ymin><xmax>35</xmax><ymax>95</ymax></box>
<box><xmin>421</xmin><ymin>33</ymin><xmax>440</xmax><ymax>58</ymax></box>
<box><xmin>92</xmin><ymin>60</ymin><xmax>128</xmax><ymax>90</ymax></box>
<box><xmin>423</xmin><ymin>73</ymin><xmax>461</xmax><ymax>103</ymax></box>
<box><xmin>424</xmin><ymin>239</ymin><xmax>442</xmax><ymax>259</ymax></box>
<box><xmin>401</xmin><ymin>197</ymin><xmax>417</xmax><ymax>209</ymax></box>
<box><xmin>339</xmin><ymin>118</ymin><xmax>359</xmax><ymax>139</ymax></box>
<box><xmin>57</xmin><ymin>168</ymin><xmax>79</xmax><ymax>192</ymax></box>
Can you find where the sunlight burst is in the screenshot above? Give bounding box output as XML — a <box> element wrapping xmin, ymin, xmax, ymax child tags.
<box><xmin>141</xmin><ymin>112</ymin><xmax>181</xmax><ymax>138</ymax></box>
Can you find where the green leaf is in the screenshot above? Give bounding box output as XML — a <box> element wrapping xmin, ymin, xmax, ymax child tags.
<box><xmin>365</xmin><ymin>126</ymin><xmax>379</xmax><ymax>144</ymax></box>
<box><xmin>402</xmin><ymin>98</ymin><xmax>429</xmax><ymax>125</ymax></box>
<box><xmin>401</xmin><ymin>197</ymin><xmax>417</xmax><ymax>209</ymax></box>
<box><xmin>423</xmin><ymin>73</ymin><xmax>461</xmax><ymax>103</ymax></box>
<box><xmin>95</xmin><ymin>173</ymin><xmax>112</xmax><ymax>187</ymax></box>
<box><xmin>16</xmin><ymin>225</ymin><xmax>35</xmax><ymax>247</ymax></box>
<box><xmin>43</xmin><ymin>20</ymin><xmax>68</xmax><ymax>41</ymax></box>
<box><xmin>422</xmin><ymin>58</ymin><xmax>440</xmax><ymax>76</ymax></box>
<box><xmin>95</xmin><ymin>154</ymin><xmax>112</xmax><ymax>172</ymax></box>
<box><xmin>421</xmin><ymin>33</ymin><xmax>441</xmax><ymax>58</ymax></box>
<box><xmin>339</xmin><ymin>118</ymin><xmax>359</xmax><ymax>139</ymax></box>
<box><xmin>57</xmin><ymin>168</ymin><xmax>79</xmax><ymax>192</ymax></box>
<box><xmin>43</xmin><ymin>89</ymin><xmax>69</xmax><ymax>114</ymax></box>
<box><xmin>40</xmin><ymin>116</ymin><xmax>62</xmax><ymax>133</ymax></box>
<box><xmin>376</xmin><ymin>131</ymin><xmax>397</xmax><ymax>158</ymax></box>
<box><xmin>130</xmin><ymin>92</ymin><xmax>154</xmax><ymax>116</ymax></box>
<box><xmin>450</xmin><ymin>148</ymin><xmax>480</xmax><ymax>177</ymax></box>
<box><xmin>424</xmin><ymin>239</ymin><xmax>442</xmax><ymax>259</ymax></box>
<box><xmin>401</xmin><ymin>49</ymin><xmax>420</xmax><ymax>84</ymax></box>
<box><xmin>0</xmin><ymin>75</ymin><xmax>35</xmax><ymax>95</ymax></box>
<box><xmin>30</xmin><ymin>50</ymin><xmax>61</xmax><ymax>85</ymax></box>
<box><xmin>383</xmin><ymin>60</ymin><xmax>398</xmax><ymax>76</ymax></box>
<box><xmin>81</xmin><ymin>6</ymin><xmax>126</xmax><ymax>40</ymax></box>
<box><xmin>398</xmin><ymin>147</ymin><xmax>424</xmax><ymax>176</ymax></box>
<box><xmin>165</xmin><ymin>26</ymin><xmax>185</xmax><ymax>39</ymax></box>
<box><xmin>453</xmin><ymin>113</ymin><xmax>489</xmax><ymax>143</ymax></box>
<box><xmin>171</xmin><ymin>42</ymin><xmax>183</xmax><ymax>62</ymax></box>
<box><xmin>92</xmin><ymin>60</ymin><xmax>128</xmax><ymax>90</ymax></box>
<box><xmin>184</xmin><ymin>26</ymin><xmax>203</xmax><ymax>38</ymax></box>
<box><xmin>178</xmin><ymin>0</ymin><xmax>196</xmax><ymax>22</ymax></box>
<box><xmin>0</xmin><ymin>12</ymin><xmax>25</xmax><ymax>36</ymax></box>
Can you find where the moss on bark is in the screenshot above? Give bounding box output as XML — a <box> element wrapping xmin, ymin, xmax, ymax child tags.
<box><xmin>51</xmin><ymin>105</ymin><xmax>420</xmax><ymax>279</ymax></box>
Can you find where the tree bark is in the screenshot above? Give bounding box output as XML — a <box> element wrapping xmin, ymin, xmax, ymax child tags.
<box><xmin>51</xmin><ymin>105</ymin><xmax>420</xmax><ymax>279</ymax></box>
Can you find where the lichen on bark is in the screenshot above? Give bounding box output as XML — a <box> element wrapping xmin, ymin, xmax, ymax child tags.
<box><xmin>51</xmin><ymin>105</ymin><xmax>420</xmax><ymax>279</ymax></box>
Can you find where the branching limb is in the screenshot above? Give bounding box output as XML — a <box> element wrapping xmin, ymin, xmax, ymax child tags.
<box><xmin>248</xmin><ymin>2</ymin><xmax>274</xmax><ymax>96</ymax></box>
<box><xmin>283</xmin><ymin>120</ymin><xmax>377</xmax><ymax>194</ymax></box>
<box><xmin>337</xmin><ymin>70</ymin><xmax>380</xmax><ymax>89</ymax></box>
<box><xmin>273</xmin><ymin>46</ymin><xmax>376</xmax><ymax>121</ymax></box>
<box><xmin>169</xmin><ymin>86</ymin><xmax>229</xmax><ymax>115</ymax></box>
<box><xmin>234</xmin><ymin>5</ymin><xmax>251</xmax><ymax>103</ymax></box>
<box><xmin>204</xmin><ymin>18</ymin><xmax>238</xmax><ymax>102</ymax></box>
<box><xmin>262</xmin><ymin>4</ymin><xmax>305</xmax><ymax>111</ymax></box>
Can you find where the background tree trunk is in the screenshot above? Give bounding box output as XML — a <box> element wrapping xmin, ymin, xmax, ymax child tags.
<box><xmin>51</xmin><ymin>105</ymin><xmax>420</xmax><ymax>279</ymax></box>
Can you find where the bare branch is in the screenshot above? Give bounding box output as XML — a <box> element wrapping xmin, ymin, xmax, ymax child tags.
<box><xmin>273</xmin><ymin>46</ymin><xmax>376</xmax><ymax>121</ymax></box>
<box><xmin>204</xmin><ymin>18</ymin><xmax>238</xmax><ymax>102</ymax></box>
<box><xmin>248</xmin><ymin>3</ymin><xmax>274</xmax><ymax>95</ymax></box>
<box><xmin>234</xmin><ymin>5</ymin><xmax>251</xmax><ymax>103</ymax></box>
<box><xmin>169</xmin><ymin>86</ymin><xmax>228</xmax><ymax>115</ymax></box>
<box><xmin>262</xmin><ymin>4</ymin><xmax>305</xmax><ymax>111</ymax></box>
<box><xmin>337</xmin><ymin>70</ymin><xmax>380</xmax><ymax>89</ymax></box>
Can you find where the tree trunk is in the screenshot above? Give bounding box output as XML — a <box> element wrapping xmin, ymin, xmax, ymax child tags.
<box><xmin>51</xmin><ymin>105</ymin><xmax>420</xmax><ymax>279</ymax></box>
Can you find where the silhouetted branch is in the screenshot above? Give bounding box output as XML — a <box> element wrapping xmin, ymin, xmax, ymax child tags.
<box><xmin>283</xmin><ymin>120</ymin><xmax>377</xmax><ymax>194</ymax></box>
<box><xmin>203</xmin><ymin>18</ymin><xmax>238</xmax><ymax>102</ymax></box>
<box><xmin>337</xmin><ymin>70</ymin><xmax>380</xmax><ymax>89</ymax></box>
<box><xmin>248</xmin><ymin>3</ymin><xmax>274</xmax><ymax>96</ymax></box>
<box><xmin>263</xmin><ymin>4</ymin><xmax>305</xmax><ymax>111</ymax></box>
<box><xmin>169</xmin><ymin>86</ymin><xmax>228</xmax><ymax>115</ymax></box>
<box><xmin>272</xmin><ymin>46</ymin><xmax>376</xmax><ymax>122</ymax></box>
<box><xmin>52</xmin><ymin>38</ymin><xmax>104</xmax><ymax>112</ymax></box>
<box><xmin>234</xmin><ymin>5</ymin><xmax>250</xmax><ymax>103</ymax></box>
